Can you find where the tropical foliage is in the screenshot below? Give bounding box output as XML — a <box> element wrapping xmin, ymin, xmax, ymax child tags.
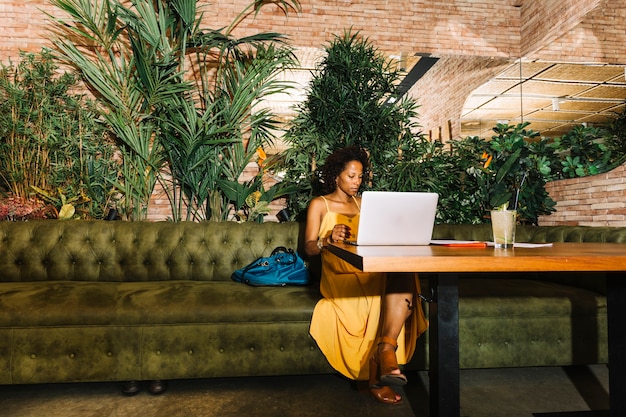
<box><xmin>468</xmin><ymin>122</ymin><xmax>556</xmax><ymax>223</ymax></box>
<box><xmin>4</xmin><ymin>12</ymin><xmax>625</xmax><ymax>224</ymax></box>
<box><xmin>604</xmin><ymin>109</ymin><xmax>626</xmax><ymax>166</ymax></box>
<box><xmin>550</xmin><ymin>124</ymin><xmax>611</xmax><ymax>178</ymax></box>
<box><xmin>48</xmin><ymin>0</ymin><xmax>300</xmax><ymax>221</ymax></box>
<box><xmin>386</xmin><ymin>135</ymin><xmax>484</xmax><ymax>224</ymax></box>
<box><xmin>0</xmin><ymin>50</ymin><xmax>119</xmax><ymax>219</ymax></box>
<box><xmin>278</xmin><ymin>30</ymin><xmax>421</xmax><ymax>219</ymax></box>
<box><xmin>276</xmin><ymin>30</ymin><xmax>626</xmax><ymax>225</ymax></box>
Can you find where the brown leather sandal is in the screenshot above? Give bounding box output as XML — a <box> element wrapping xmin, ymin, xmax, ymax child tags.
<box><xmin>377</xmin><ymin>336</ymin><xmax>408</xmax><ymax>386</ymax></box>
<box><xmin>368</xmin><ymin>357</ymin><xmax>402</xmax><ymax>405</ymax></box>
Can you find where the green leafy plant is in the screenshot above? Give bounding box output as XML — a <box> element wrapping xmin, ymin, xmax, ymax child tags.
<box><xmin>31</xmin><ymin>186</ymin><xmax>91</xmax><ymax>220</ymax></box>
<box><xmin>551</xmin><ymin>124</ymin><xmax>611</xmax><ymax>178</ymax></box>
<box><xmin>276</xmin><ymin>31</ymin><xmax>558</xmax><ymax>225</ymax></box>
<box><xmin>604</xmin><ymin>109</ymin><xmax>626</xmax><ymax>167</ymax></box>
<box><xmin>469</xmin><ymin>122</ymin><xmax>556</xmax><ymax>224</ymax></box>
<box><xmin>0</xmin><ymin>50</ymin><xmax>119</xmax><ymax>219</ymax></box>
<box><xmin>49</xmin><ymin>0</ymin><xmax>300</xmax><ymax>222</ymax></box>
<box><xmin>385</xmin><ymin>136</ymin><xmax>482</xmax><ymax>224</ymax></box>
<box><xmin>48</xmin><ymin>0</ymin><xmax>167</xmax><ymax>220</ymax></box>
<box><xmin>180</xmin><ymin>39</ymin><xmax>299</xmax><ymax>222</ymax></box>
<box><xmin>278</xmin><ymin>30</ymin><xmax>420</xmax><ymax>219</ymax></box>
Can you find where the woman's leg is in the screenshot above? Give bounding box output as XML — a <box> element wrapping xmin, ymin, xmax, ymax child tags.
<box><xmin>381</xmin><ymin>272</ymin><xmax>416</xmax><ymax>339</ymax></box>
<box><xmin>379</xmin><ymin>273</ymin><xmax>416</xmax><ymax>377</ymax></box>
<box><xmin>369</xmin><ymin>273</ymin><xmax>417</xmax><ymax>404</ymax></box>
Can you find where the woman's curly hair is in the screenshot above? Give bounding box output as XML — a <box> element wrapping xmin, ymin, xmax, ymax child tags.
<box><xmin>317</xmin><ymin>146</ymin><xmax>370</xmax><ymax>194</ymax></box>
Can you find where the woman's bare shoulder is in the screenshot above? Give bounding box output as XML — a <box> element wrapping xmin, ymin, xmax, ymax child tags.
<box><xmin>308</xmin><ymin>196</ymin><xmax>327</xmax><ymax>211</ymax></box>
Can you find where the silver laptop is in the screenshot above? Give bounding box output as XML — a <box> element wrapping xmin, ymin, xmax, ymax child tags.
<box><xmin>346</xmin><ymin>191</ymin><xmax>439</xmax><ymax>246</ymax></box>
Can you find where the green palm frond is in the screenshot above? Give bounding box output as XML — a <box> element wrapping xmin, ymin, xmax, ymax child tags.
<box><xmin>49</xmin><ymin>0</ymin><xmax>301</xmax><ymax>221</ymax></box>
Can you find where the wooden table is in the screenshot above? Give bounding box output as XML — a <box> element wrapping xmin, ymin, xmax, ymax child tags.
<box><xmin>328</xmin><ymin>242</ymin><xmax>626</xmax><ymax>417</ymax></box>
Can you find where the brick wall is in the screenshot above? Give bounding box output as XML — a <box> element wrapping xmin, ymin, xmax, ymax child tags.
<box><xmin>3</xmin><ymin>0</ymin><xmax>625</xmax><ymax>141</ymax></box>
<box><xmin>530</xmin><ymin>0</ymin><xmax>626</xmax><ymax>63</ymax></box>
<box><xmin>16</xmin><ymin>0</ymin><xmax>621</xmax><ymax>63</ymax></box>
<box><xmin>538</xmin><ymin>162</ymin><xmax>626</xmax><ymax>227</ymax></box>
<box><xmin>203</xmin><ymin>0</ymin><xmax>523</xmax><ymax>58</ymax></box>
<box><xmin>410</xmin><ymin>55</ymin><xmax>512</xmax><ymax>142</ymax></box>
<box><xmin>1</xmin><ymin>0</ymin><xmax>522</xmax><ymax>60</ymax></box>
<box><xmin>520</xmin><ymin>0</ymin><xmax>602</xmax><ymax>57</ymax></box>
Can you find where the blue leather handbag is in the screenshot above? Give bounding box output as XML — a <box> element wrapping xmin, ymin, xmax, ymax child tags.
<box><xmin>231</xmin><ymin>246</ymin><xmax>310</xmax><ymax>286</ymax></box>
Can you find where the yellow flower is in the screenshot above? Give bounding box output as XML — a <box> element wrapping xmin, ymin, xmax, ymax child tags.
<box><xmin>483</xmin><ymin>154</ymin><xmax>493</xmax><ymax>169</ymax></box>
<box><xmin>256</xmin><ymin>147</ymin><xmax>267</xmax><ymax>168</ymax></box>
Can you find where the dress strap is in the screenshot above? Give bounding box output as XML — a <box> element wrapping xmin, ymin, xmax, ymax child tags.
<box><xmin>320</xmin><ymin>196</ymin><xmax>331</xmax><ymax>212</ymax></box>
<box><xmin>321</xmin><ymin>195</ymin><xmax>360</xmax><ymax>212</ymax></box>
<box><xmin>352</xmin><ymin>195</ymin><xmax>361</xmax><ymax>211</ymax></box>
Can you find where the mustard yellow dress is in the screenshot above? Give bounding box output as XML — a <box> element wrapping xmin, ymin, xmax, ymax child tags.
<box><xmin>309</xmin><ymin>197</ymin><xmax>429</xmax><ymax>381</ymax></box>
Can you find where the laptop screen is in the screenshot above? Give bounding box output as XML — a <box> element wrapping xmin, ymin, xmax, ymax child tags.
<box><xmin>351</xmin><ymin>191</ymin><xmax>438</xmax><ymax>246</ymax></box>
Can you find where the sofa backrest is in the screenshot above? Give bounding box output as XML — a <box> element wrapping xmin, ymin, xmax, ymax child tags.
<box><xmin>2</xmin><ymin>221</ymin><xmax>623</xmax><ymax>286</ymax></box>
<box><xmin>432</xmin><ymin>224</ymin><xmax>626</xmax><ymax>243</ymax></box>
<box><xmin>0</xmin><ymin>220</ymin><xmax>303</xmax><ymax>282</ymax></box>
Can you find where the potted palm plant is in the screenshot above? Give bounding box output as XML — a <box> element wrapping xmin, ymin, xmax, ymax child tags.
<box><xmin>48</xmin><ymin>0</ymin><xmax>301</xmax><ymax>221</ymax></box>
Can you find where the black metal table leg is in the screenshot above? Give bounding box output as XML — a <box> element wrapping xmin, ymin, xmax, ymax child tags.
<box><xmin>502</xmin><ymin>273</ymin><xmax>624</xmax><ymax>417</ymax></box>
<box><xmin>606</xmin><ymin>272</ymin><xmax>626</xmax><ymax>417</ymax></box>
<box><xmin>429</xmin><ymin>273</ymin><xmax>461</xmax><ymax>417</ymax></box>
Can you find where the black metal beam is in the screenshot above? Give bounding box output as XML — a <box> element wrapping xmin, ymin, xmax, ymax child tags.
<box><xmin>387</xmin><ymin>54</ymin><xmax>439</xmax><ymax>104</ymax></box>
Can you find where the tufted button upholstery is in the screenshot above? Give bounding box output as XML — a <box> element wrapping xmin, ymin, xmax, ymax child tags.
<box><xmin>0</xmin><ymin>221</ymin><xmax>304</xmax><ymax>283</ymax></box>
<box><xmin>432</xmin><ymin>223</ymin><xmax>626</xmax><ymax>243</ymax></box>
<box><xmin>0</xmin><ymin>221</ymin><xmax>620</xmax><ymax>384</ymax></box>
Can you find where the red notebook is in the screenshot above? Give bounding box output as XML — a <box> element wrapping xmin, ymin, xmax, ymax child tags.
<box><xmin>430</xmin><ymin>240</ymin><xmax>488</xmax><ymax>248</ymax></box>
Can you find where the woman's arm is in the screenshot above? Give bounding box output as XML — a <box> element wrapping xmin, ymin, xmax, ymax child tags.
<box><xmin>304</xmin><ymin>197</ymin><xmax>330</xmax><ymax>256</ymax></box>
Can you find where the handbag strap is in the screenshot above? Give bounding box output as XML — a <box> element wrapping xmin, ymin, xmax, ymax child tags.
<box><xmin>271</xmin><ymin>246</ymin><xmax>298</xmax><ymax>264</ymax></box>
<box><xmin>271</xmin><ymin>246</ymin><xmax>289</xmax><ymax>255</ymax></box>
<box><xmin>241</xmin><ymin>247</ymin><xmax>298</xmax><ymax>278</ymax></box>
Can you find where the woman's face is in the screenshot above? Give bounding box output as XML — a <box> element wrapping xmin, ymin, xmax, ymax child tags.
<box><xmin>336</xmin><ymin>160</ymin><xmax>363</xmax><ymax>196</ymax></box>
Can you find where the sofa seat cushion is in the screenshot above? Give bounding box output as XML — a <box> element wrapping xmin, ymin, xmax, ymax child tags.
<box><xmin>0</xmin><ymin>281</ymin><xmax>321</xmax><ymax>327</ymax></box>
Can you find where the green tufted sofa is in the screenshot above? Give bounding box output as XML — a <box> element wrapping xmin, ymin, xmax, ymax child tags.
<box><xmin>0</xmin><ymin>220</ymin><xmax>331</xmax><ymax>384</ymax></box>
<box><xmin>0</xmin><ymin>220</ymin><xmax>623</xmax><ymax>385</ymax></box>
